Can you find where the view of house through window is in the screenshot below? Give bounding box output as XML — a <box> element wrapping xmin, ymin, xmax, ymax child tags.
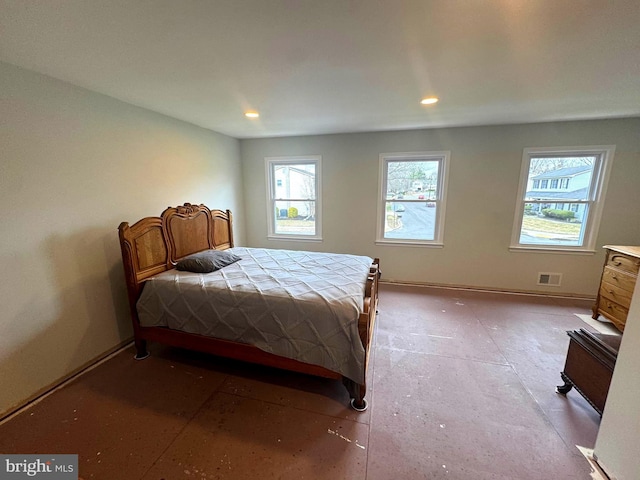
<box><xmin>378</xmin><ymin>152</ymin><xmax>449</xmax><ymax>244</ymax></box>
<box><xmin>267</xmin><ymin>156</ymin><xmax>321</xmax><ymax>239</ymax></box>
<box><xmin>512</xmin><ymin>146</ymin><xmax>614</xmax><ymax>250</ymax></box>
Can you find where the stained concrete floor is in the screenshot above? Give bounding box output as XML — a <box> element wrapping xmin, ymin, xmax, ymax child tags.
<box><xmin>0</xmin><ymin>283</ymin><xmax>604</xmax><ymax>479</ymax></box>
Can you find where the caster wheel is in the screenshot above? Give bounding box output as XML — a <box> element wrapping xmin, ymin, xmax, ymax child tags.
<box><xmin>350</xmin><ymin>398</ymin><xmax>368</xmax><ymax>412</ymax></box>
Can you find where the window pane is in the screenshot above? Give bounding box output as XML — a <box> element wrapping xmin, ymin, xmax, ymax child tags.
<box><xmin>274</xmin><ymin>200</ymin><xmax>316</xmax><ymax>235</ymax></box>
<box><xmin>527</xmin><ymin>156</ymin><xmax>596</xmax><ymax>202</ymax></box>
<box><xmin>274</xmin><ymin>164</ymin><xmax>316</xmax><ymax>199</ymax></box>
<box><xmin>383</xmin><ymin>201</ymin><xmax>436</xmax><ymax>240</ymax></box>
<box><xmin>379</xmin><ymin>153</ymin><xmax>449</xmax><ymax>245</ymax></box>
<box><xmin>386</xmin><ymin>160</ymin><xmax>439</xmax><ymax>199</ymax></box>
<box><xmin>512</xmin><ymin>147</ymin><xmax>613</xmax><ymax>251</ymax></box>
<box><xmin>519</xmin><ymin>202</ymin><xmax>587</xmax><ymax>246</ymax></box>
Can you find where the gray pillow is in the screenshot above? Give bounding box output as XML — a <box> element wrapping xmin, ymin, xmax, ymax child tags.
<box><xmin>176</xmin><ymin>249</ymin><xmax>241</xmax><ymax>273</ymax></box>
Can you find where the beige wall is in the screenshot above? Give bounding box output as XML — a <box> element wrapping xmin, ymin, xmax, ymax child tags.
<box><xmin>0</xmin><ymin>62</ymin><xmax>245</xmax><ymax>416</ymax></box>
<box><xmin>240</xmin><ymin>118</ymin><xmax>640</xmax><ymax>296</ymax></box>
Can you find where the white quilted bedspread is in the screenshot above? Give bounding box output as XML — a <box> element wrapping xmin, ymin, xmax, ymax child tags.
<box><xmin>136</xmin><ymin>247</ymin><xmax>373</xmax><ymax>383</ymax></box>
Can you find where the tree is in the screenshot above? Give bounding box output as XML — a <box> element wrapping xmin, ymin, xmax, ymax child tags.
<box><xmin>387</xmin><ymin>161</ymin><xmax>438</xmax><ymax>193</ymax></box>
<box><xmin>529</xmin><ymin>156</ymin><xmax>594</xmax><ymax>176</ymax></box>
<box><xmin>299</xmin><ymin>167</ymin><xmax>316</xmax><ymax>220</ymax></box>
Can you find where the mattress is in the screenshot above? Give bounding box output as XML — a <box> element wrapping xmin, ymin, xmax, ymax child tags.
<box><xmin>136</xmin><ymin>247</ymin><xmax>373</xmax><ymax>383</ymax></box>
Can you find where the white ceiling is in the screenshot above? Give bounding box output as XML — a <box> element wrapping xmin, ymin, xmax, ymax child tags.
<box><xmin>1</xmin><ymin>1</ymin><xmax>639</xmax><ymax>139</ymax></box>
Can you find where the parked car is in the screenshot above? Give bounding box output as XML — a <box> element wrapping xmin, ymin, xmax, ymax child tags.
<box><xmin>426</xmin><ymin>202</ymin><xmax>436</xmax><ymax>207</ymax></box>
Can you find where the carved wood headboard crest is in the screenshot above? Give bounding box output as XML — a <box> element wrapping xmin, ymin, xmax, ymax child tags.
<box><xmin>175</xmin><ymin>202</ymin><xmax>201</xmax><ymax>215</ymax></box>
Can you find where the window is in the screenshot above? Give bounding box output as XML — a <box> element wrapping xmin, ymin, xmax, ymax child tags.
<box><xmin>550</xmin><ymin>179</ymin><xmax>559</xmax><ymax>189</ymax></box>
<box><xmin>377</xmin><ymin>152</ymin><xmax>450</xmax><ymax>245</ymax></box>
<box><xmin>266</xmin><ymin>156</ymin><xmax>321</xmax><ymax>240</ymax></box>
<box><xmin>511</xmin><ymin>146</ymin><xmax>615</xmax><ymax>252</ymax></box>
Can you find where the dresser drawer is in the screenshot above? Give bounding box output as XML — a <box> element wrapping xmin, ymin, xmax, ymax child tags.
<box><xmin>602</xmin><ymin>266</ymin><xmax>637</xmax><ymax>292</ymax></box>
<box><xmin>594</xmin><ymin>246</ymin><xmax>640</xmax><ymax>334</ymax></box>
<box><xmin>600</xmin><ymin>282</ymin><xmax>634</xmax><ymax>309</ymax></box>
<box><xmin>607</xmin><ymin>251</ymin><xmax>640</xmax><ymax>275</ymax></box>
<box><xmin>597</xmin><ymin>300</ymin><xmax>628</xmax><ymax>332</ymax></box>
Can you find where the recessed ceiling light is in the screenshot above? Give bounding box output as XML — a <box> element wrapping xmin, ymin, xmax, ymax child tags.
<box><xmin>245</xmin><ymin>111</ymin><xmax>260</xmax><ymax>118</ymax></box>
<box><xmin>420</xmin><ymin>97</ymin><xmax>439</xmax><ymax>105</ymax></box>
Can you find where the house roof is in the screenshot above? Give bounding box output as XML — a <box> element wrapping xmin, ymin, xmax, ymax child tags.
<box><xmin>525</xmin><ymin>187</ymin><xmax>589</xmax><ymax>201</ymax></box>
<box><xmin>531</xmin><ymin>165</ymin><xmax>592</xmax><ymax>179</ymax></box>
<box><xmin>1</xmin><ymin>1</ymin><xmax>639</xmax><ymax>138</ymax></box>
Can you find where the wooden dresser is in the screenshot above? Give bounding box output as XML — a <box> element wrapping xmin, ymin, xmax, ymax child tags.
<box><xmin>592</xmin><ymin>245</ymin><xmax>640</xmax><ymax>332</ymax></box>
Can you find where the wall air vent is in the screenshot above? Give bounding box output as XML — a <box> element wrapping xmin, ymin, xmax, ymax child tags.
<box><xmin>537</xmin><ymin>272</ymin><xmax>562</xmax><ymax>286</ymax></box>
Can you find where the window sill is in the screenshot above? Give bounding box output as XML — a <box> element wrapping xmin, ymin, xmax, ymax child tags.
<box><xmin>376</xmin><ymin>240</ymin><xmax>444</xmax><ymax>248</ymax></box>
<box><xmin>267</xmin><ymin>235</ymin><xmax>323</xmax><ymax>243</ymax></box>
<box><xmin>509</xmin><ymin>246</ymin><xmax>596</xmax><ymax>255</ymax></box>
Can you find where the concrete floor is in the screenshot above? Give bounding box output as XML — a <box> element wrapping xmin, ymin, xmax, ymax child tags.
<box><xmin>0</xmin><ymin>283</ymin><xmax>604</xmax><ymax>479</ymax></box>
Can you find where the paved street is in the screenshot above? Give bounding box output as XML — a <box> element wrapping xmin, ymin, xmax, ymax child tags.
<box><xmin>385</xmin><ymin>201</ymin><xmax>436</xmax><ymax>240</ymax></box>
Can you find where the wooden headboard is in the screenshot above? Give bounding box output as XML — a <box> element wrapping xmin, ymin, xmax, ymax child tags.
<box><xmin>118</xmin><ymin>203</ymin><xmax>234</xmax><ymax>303</ymax></box>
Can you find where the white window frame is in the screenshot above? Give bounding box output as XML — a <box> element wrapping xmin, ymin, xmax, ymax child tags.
<box><xmin>376</xmin><ymin>151</ymin><xmax>450</xmax><ymax>247</ymax></box>
<box><xmin>510</xmin><ymin>145</ymin><xmax>615</xmax><ymax>253</ymax></box>
<box><xmin>265</xmin><ymin>155</ymin><xmax>322</xmax><ymax>241</ymax></box>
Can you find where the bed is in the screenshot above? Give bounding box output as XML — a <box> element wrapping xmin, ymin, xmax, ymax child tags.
<box><xmin>118</xmin><ymin>203</ymin><xmax>380</xmax><ymax>410</ymax></box>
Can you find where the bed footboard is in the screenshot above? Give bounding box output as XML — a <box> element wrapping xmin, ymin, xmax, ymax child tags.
<box><xmin>348</xmin><ymin>257</ymin><xmax>380</xmax><ymax>410</ymax></box>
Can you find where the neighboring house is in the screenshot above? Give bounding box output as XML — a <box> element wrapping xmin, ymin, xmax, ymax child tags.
<box><xmin>525</xmin><ymin>165</ymin><xmax>592</xmax><ymax>221</ymax></box>
<box><xmin>274</xmin><ymin>165</ymin><xmax>315</xmax><ymax>218</ymax></box>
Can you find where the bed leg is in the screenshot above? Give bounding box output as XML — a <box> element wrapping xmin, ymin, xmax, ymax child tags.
<box><xmin>134</xmin><ymin>338</ymin><xmax>150</xmax><ymax>360</ymax></box>
<box><xmin>343</xmin><ymin>378</ymin><xmax>368</xmax><ymax>412</ymax></box>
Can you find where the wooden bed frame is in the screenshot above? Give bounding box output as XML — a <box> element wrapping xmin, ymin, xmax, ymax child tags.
<box><xmin>118</xmin><ymin>203</ymin><xmax>380</xmax><ymax>410</ymax></box>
